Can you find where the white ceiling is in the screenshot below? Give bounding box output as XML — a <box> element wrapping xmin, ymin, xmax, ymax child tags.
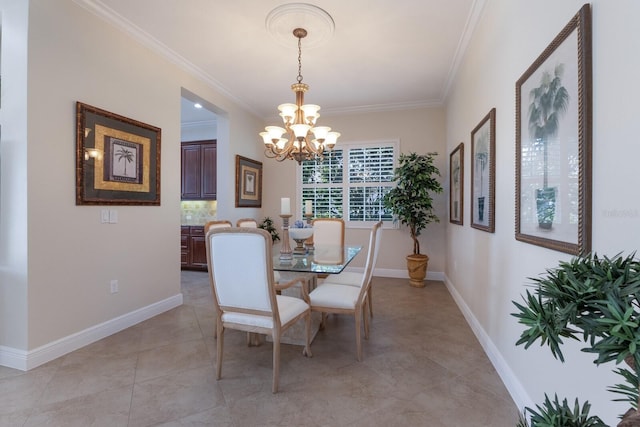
<box><xmin>75</xmin><ymin>0</ymin><xmax>484</xmax><ymax>124</ymax></box>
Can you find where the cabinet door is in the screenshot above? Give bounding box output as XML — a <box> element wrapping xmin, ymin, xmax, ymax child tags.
<box><xmin>201</xmin><ymin>142</ymin><xmax>217</xmax><ymax>200</ymax></box>
<box><xmin>180</xmin><ymin>226</ymin><xmax>189</xmax><ymax>267</ymax></box>
<box><xmin>189</xmin><ymin>227</ymin><xmax>208</xmax><ymax>269</ymax></box>
<box><xmin>181</xmin><ymin>145</ymin><xmax>202</xmax><ymax>200</ymax></box>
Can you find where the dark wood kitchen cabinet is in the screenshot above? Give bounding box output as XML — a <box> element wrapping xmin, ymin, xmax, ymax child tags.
<box><xmin>181</xmin><ymin>140</ymin><xmax>217</xmax><ymax>200</ymax></box>
<box><xmin>181</xmin><ymin>225</ymin><xmax>208</xmax><ymax>271</ymax></box>
<box><xmin>180</xmin><ymin>226</ymin><xmax>189</xmax><ymax>267</ymax></box>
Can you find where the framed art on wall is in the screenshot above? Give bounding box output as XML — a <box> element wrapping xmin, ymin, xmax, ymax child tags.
<box><xmin>235</xmin><ymin>155</ymin><xmax>263</xmax><ymax>208</ymax></box>
<box><xmin>470</xmin><ymin>108</ymin><xmax>496</xmax><ymax>233</ymax></box>
<box><xmin>515</xmin><ymin>4</ymin><xmax>592</xmax><ymax>255</ymax></box>
<box><xmin>76</xmin><ymin>102</ymin><xmax>161</xmax><ymax>205</ymax></box>
<box><xmin>449</xmin><ymin>143</ymin><xmax>464</xmax><ymax>225</ymax></box>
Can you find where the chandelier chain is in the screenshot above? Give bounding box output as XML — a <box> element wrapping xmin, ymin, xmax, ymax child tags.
<box><xmin>297</xmin><ymin>36</ymin><xmax>303</xmax><ymax>84</ymax></box>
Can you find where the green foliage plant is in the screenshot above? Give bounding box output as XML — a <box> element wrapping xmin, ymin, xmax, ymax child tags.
<box><xmin>258</xmin><ymin>217</ymin><xmax>280</xmax><ymax>243</ymax></box>
<box><xmin>512</xmin><ymin>253</ymin><xmax>640</xmax><ymax>426</ymax></box>
<box><xmin>382</xmin><ymin>152</ymin><xmax>443</xmax><ymax>255</ymax></box>
<box><xmin>516</xmin><ymin>394</ymin><xmax>606</xmax><ymax>427</ymax></box>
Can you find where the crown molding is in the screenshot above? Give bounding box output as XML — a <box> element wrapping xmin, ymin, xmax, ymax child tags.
<box><xmin>72</xmin><ymin>0</ymin><xmax>261</xmax><ymax>118</ymax></box>
<box><xmin>442</xmin><ymin>0</ymin><xmax>487</xmax><ymax>100</ymax></box>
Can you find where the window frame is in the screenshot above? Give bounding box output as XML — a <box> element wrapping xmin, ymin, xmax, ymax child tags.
<box><xmin>296</xmin><ymin>139</ymin><xmax>399</xmax><ymax>229</ymax></box>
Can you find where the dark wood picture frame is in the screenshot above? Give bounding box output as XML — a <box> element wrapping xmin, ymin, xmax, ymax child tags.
<box><xmin>515</xmin><ymin>4</ymin><xmax>592</xmax><ymax>254</ymax></box>
<box><xmin>470</xmin><ymin>108</ymin><xmax>496</xmax><ymax>233</ymax></box>
<box><xmin>76</xmin><ymin>102</ymin><xmax>161</xmax><ymax>205</ymax></box>
<box><xmin>449</xmin><ymin>143</ymin><xmax>464</xmax><ymax>225</ymax></box>
<box><xmin>235</xmin><ymin>155</ymin><xmax>262</xmax><ymax>208</ymax></box>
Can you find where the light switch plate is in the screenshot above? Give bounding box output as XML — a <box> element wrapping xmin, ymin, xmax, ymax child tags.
<box><xmin>109</xmin><ymin>209</ymin><xmax>118</xmax><ymax>224</ymax></box>
<box><xmin>101</xmin><ymin>209</ymin><xmax>110</xmax><ymax>224</ymax></box>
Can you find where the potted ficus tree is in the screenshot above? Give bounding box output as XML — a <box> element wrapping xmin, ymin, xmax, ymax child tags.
<box><xmin>382</xmin><ymin>152</ymin><xmax>443</xmax><ymax>287</ymax></box>
<box><xmin>512</xmin><ymin>252</ymin><xmax>640</xmax><ymax>427</ymax></box>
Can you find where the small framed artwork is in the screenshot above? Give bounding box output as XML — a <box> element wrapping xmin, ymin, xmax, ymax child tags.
<box><xmin>470</xmin><ymin>108</ymin><xmax>496</xmax><ymax>233</ymax></box>
<box><xmin>76</xmin><ymin>102</ymin><xmax>161</xmax><ymax>205</ymax></box>
<box><xmin>449</xmin><ymin>143</ymin><xmax>464</xmax><ymax>225</ymax></box>
<box><xmin>515</xmin><ymin>4</ymin><xmax>592</xmax><ymax>255</ymax></box>
<box><xmin>235</xmin><ymin>155</ymin><xmax>263</xmax><ymax>207</ymax></box>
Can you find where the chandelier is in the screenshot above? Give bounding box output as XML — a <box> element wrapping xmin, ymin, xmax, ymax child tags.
<box><xmin>260</xmin><ymin>28</ymin><xmax>339</xmax><ymax>164</ymax></box>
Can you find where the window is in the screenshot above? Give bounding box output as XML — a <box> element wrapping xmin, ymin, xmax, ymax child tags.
<box><xmin>298</xmin><ymin>140</ymin><xmax>397</xmax><ymax>228</ymax></box>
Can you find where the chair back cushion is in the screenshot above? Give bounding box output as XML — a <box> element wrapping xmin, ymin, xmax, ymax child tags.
<box><xmin>236</xmin><ymin>218</ymin><xmax>258</xmax><ymax>227</ymax></box>
<box><xmin>207</xmin><ymin>228</ymin><xmax>275</xmax><ymax>313</ymax></box>
<box><xmin>312</xmin><ymin>218</ymin><xmax>345</xmax><ymax>246</ymax></box>
<box><xmin>205</xmin><ymin>220</ymin><xmax>232</xmax><ymax>232</ymax></box>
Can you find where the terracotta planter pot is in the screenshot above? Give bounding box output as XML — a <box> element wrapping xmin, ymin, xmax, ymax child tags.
<box><xmin>406</xmin><ymin>254</ymin><xmax>429</xmax><ymax>287</ymax></box>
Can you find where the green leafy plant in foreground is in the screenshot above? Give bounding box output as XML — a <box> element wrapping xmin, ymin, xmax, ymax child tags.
<box><xmin>516</xmin><ymin>394</ymin><xmax>606</xmax><ymax>427</ymax></box>
<box><xmin>512</xmin><ymin>253</ymin><xmax>640</xmax><ymax>426</ymax></box>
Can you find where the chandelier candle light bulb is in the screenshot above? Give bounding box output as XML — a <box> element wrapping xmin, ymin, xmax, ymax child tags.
<box><xmin>260</xmin><ymin>27</ymin><xmax>340</xmax><ymax>164</ymax></box>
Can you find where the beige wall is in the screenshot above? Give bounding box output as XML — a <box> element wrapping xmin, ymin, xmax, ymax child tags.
<box><xmin>261</xmin><ymin>107</ymin><xmax>447</xmax><ymax>276</ymax></box>
<box><xmin>445</xmin><ymin>0</ymin><xmax>640</xmax><ymax>423</ymax></box>
<box><xmin>0</xmin><ymin>0</ymin><xmax>29</xmax><ymax>350</ymax></box>
<box><xmin>0</xmin><ymin>0</ymin><xmax>263</xmax><ymax>356</ymax></box>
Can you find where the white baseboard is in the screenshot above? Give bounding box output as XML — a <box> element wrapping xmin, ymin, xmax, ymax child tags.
<box><xmin>442</xmin><ymin>274</ymin><xmax>532</xmax><ymax>412</ymax></box>
<box><xmin>0</xmin><ymin>294</ymin><xmax>183</xmax><ymax>371</ymax></box>
<box><xmin>345</xmin><ymin>267</ymin><xmax>445</xmax><ymax>282</ymax></box>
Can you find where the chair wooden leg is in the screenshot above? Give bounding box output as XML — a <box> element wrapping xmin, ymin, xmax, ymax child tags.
<box><xmin>303</xmin><ymin>310</ymin><xmax>313</xmax><ymax>357</ymax></box>
<box><xmin>246</xmin><ymin>332</ymin><xmax>261</xmax><ymax>346</ymax></box>
<box><xmin>355</xmin><ymin>308</ymin><xmax>362</xmax><ymax>362</ymax></box>
<box><xmin>272</xmin><ymin>331</ymin><xmax>281</xmax><ymax>393</ymax></box>
<box><xmin>216</xmin><ymin>325</ymin><xmax>224</xmax><ymax>380</ymax></box>
<box><xmin>368</xmin><ymin>286</ymin><xmax>373</xmax><ymax>318</ymax></box>
<box><xmin>363</xmin><ymin>300</ymin><xmax>370</xmax><ymax>340</ymax></box>
<box><xmin>319</xmin><ymin>312</ymin><xmax>327</xmax><ymax>330</ymax></box>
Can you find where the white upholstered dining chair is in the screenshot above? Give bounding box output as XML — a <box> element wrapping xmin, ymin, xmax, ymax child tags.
<box><xmin>206</xmin><ymin>227</ymin><xmax>313</xmax><ymax>393</ymax></box>
<box><xmin>204</xmin><ymin>219</ymin><xmax>232</xmax><ymax>232</ymax></box>
<box><xmin>311</xmin><ymin>218</ymin><xmax>345</xmax><ymax>246</ymax></box>
<box><xmin>310</xmin><ymin>218</ymin><xmax>345</xmax><ymax>279</ymax></box>
<box><xmin>236</xmin><ymin>218</ymin><xmax>258</xmax><ymax>227</ymax></box>
<box><xmin>308</xmin><ymin>220</ymin><xmax>383</xmax><ymax>361</ymax></box>
<box><xmin>318</xmin><ymin>221</ymin><xmax>383</xmax><ymax>318</ymax></box>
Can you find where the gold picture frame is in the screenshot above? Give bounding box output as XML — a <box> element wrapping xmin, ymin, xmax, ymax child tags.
<box><xmin>515</xmin><ymin>4</ymin><xmax>592</xmax><ymax>254</ymax></box>
<box><xmin>449</xmin><ymin>143</ymin><xmax>464</xmax><ymax>225</ymax></box>
<box><xmin>235</xmin><ymin>155</ymin><xmax>262</xmax><ymax>208</ymax></box>
<box><xmin>76</xmin><ymin>102</ymin><xmax>161</xmax><ymax>205</ymax></box>
<box><xmin>471</xmin><ymin>108</ymin><xmax>496</xmax><ymax>233</ymax></box>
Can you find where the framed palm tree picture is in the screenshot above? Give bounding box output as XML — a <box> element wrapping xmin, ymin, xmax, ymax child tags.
<box><xmin>76</xmin><ymin>102</ymin><xmax>161</xmax><ymax>205</ymax></box>
<box><xmin>471</xmin><ymin>108</ymin><xmax>496</xmax><ymax>233</ymax></box>
<box><xmin>449</xmin><ymin>142</ymin><xmax>464</xmax><ymax>225</ymax></box>
<box><xmin>515</xmin><ymin>4</ymin><xmax>592</xmax><ymax>254</ymax></box>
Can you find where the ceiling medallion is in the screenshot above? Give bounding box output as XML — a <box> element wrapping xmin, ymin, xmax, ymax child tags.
<box><xmin>265</xmin><ymin>3</ymin><xmax>335</xmax><ymax>49</ymax></box>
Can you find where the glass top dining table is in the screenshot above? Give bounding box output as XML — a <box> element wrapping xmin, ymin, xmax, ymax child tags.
<box><xmin>272</xmin><ymin>245</ymin><xmax>362</xmax><ymax>274</ymax></box>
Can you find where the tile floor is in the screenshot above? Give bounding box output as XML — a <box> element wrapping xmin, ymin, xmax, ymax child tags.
<box><xmin>0</xmin><ymin>271</ymin><xmax>520</xmax><ymax>426</ymax></box>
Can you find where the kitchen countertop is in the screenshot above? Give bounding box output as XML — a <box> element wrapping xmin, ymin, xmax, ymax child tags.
<box><xmin>181</xmin><ymin>218</ymin><xmax>217</xmax><ymax>227</ymax></box>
